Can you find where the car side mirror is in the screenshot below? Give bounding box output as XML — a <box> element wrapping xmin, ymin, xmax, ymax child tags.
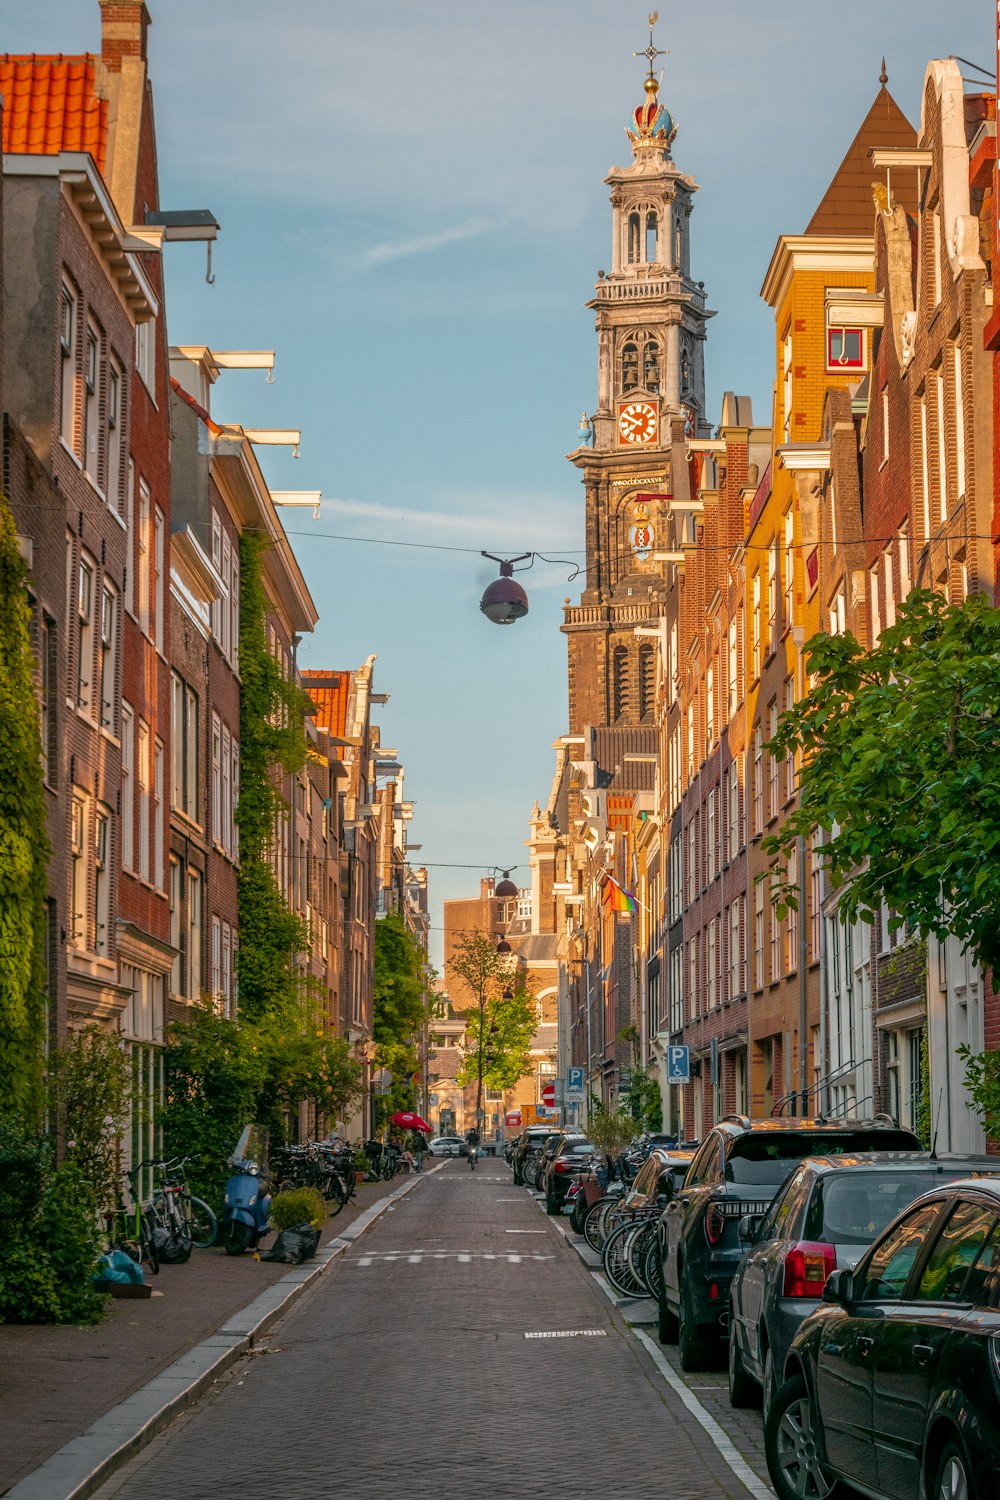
<box><xmin>738</xmin><ymin>1213</ymin><xmax>763</xmax><ymax>1244</ymax></box>
<box><xmin>822</xmin><ymin>1269</ymin><xmax>853</xmax><ymax>1306</ymax></box>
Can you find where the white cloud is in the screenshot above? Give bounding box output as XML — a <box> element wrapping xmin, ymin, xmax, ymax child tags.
<box><xmin>364</xmin><ymin>216</ymin><xmax>501</xmax><ymax>266</ymax></box>
<box><xmin>320</xmin><ymin>492</ymin><xmax>580</xmax><ymax>553</ymax></box>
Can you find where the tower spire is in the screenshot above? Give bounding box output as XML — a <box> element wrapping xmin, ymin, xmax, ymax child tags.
<box><xmin>626</xmin><ymin>11</ymin><xmax>676</xmax><ymax>152</ymax></box>
<box><xmin>633</xmin><ymin>10</ymin><xmax>668</xmax><ymax>89</ymax></box>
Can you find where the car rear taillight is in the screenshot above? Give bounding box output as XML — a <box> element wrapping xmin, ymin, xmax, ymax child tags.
<box><xmin>783</xmin><ymin>1241</ymin><xmax>836</xmax><ymax>1297</ymax></box>
<box><xmin>705</xmin><ymin>1201</ymin><xmax>726</xmax><ymax>1246</ymax></box>
<box><xmin>554</xmin><ymin>1160</ymin><xmax>574</xmax><ymax>1173</ymax></box>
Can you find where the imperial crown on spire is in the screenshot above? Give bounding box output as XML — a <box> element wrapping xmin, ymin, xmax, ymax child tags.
<box><xmin>626</xmin><ymin>10</ymin><xmax>677</xmax><ymax>152</ymax></box>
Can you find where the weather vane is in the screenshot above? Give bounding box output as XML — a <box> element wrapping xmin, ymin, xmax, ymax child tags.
<box><xmin>633</xmin><ymin>10</ymin><xmax>668</xmax><ymax>82</ymax></box>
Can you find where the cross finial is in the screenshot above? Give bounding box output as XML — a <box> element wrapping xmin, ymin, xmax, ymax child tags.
<box><xmin>633</xmin><ymin>9</ymin><xmax>668</xmax><ymax>83</ymax></box>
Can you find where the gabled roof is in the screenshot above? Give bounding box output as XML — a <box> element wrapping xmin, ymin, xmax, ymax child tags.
<box><xmin>0</xmin><ymin>55</ymin><xmax>108</xmax><ymax>171</ymax></box>
<box><xmin>301</xmin><ymin>670</ymin><xmax>351</xmax><ymax>747</ymax></box>
<box><xmin>807</xmin><ymin>79</ymin><xmax>917</xmax><ymax>235</ymax></box>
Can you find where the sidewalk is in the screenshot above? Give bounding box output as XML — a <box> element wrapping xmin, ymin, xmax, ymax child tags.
<box><xmin>0</xmin><ymin>1175</ymin><xmax>415</xmax><ymax>1496</ymax></box>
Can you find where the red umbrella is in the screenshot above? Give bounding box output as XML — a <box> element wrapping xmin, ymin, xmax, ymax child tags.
<box><xmin>390</xmin><ymin>1111</ymin><xmax>432</xmax><ymax>1134</ymax></box>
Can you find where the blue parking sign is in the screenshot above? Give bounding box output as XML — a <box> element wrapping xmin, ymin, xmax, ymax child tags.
<box><xmin>667</xmin><ymin>1045</ymin><xmax>690</xmax><ymax>1084</ymax></box>
<box><xmin>566</xmin><ymin>1066</ymin><xmax>585</xmax><ymax>1100</ymax></box>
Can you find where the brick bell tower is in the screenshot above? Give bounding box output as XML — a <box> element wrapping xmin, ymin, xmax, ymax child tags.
<box><xmin>563</xmin><ymin>14</ymin><xmax>713</xmax><ymax>734</ymax></box>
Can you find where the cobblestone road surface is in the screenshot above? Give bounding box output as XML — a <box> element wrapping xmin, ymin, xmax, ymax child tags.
<box><xmin>93</xmin><ymin>1161</ymin><xmax>773</xmax><ymax>1500</ymax></box>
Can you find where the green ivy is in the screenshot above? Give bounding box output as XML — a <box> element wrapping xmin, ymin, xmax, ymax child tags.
<box><xmin>45</xmin><ymin>1027</ymin><xmax>132</xmax><ymax>1212</ymax></box>
<box><xmin>915</xmin><ymin>1028</ymin><xmax>932</xmax><ymax>1149</ymax></box>
<box><xmin>0</xmin><ymin>494</ymin><xmax>50</xmax><ymax>1127</ymax></box>
<box><xmin>235</xmin><ymin>533</ymin><xmax>312</xmax><ymax>1021</ymax></box>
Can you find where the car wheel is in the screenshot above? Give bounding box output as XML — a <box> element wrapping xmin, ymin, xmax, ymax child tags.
<box><xmin>678</xmin><ymin>1283</ymin><xmax>714</xmax><ymax>1372</ymax></box>
<box><xmin>657</xmin><ymin>1273</ymin><xmax>678</xmax><ymax>1344</ymax></box>
<box><xmin>728</xmin><ymin>1316</ymin><xmax>760</xmax><ymax>1408</ymax></box>
<box><xmin>932</xmin><ymin>1441</ymin><xmax>975</xmax><ymax>1500</ymax></box>
<box><xmin>764</xmin><ymin>1373</ymin><xmax>838</xmax><ymax>1500</ymax></box>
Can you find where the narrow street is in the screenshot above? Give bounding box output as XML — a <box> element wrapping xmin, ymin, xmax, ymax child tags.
<box><xmin>92</xmin><ymin>1161</ymin><xmax>772</xmax><ymax>1500</ymax></box>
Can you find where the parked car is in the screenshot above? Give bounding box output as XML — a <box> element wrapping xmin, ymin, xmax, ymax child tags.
<box><xmin>427</xmin><ymin>1136</ymin><xmax>463</xmax><ymax>1157</ymax></box>
<box><xmin>764</xmin><ymin>1175</ymin><xmax>1000</xmax><ymax>1500</ymax></box>
<box><xmin>538</xmin><ymin>1135</ymin><xmax>602</xmax><ymax>1215</ymax></box>
<box><xmin>728</xmin><ymin>1151</ymin><xmax>1000</xmax><ymax>1412</ymax></box>
<box><xmin>658</xmin><ymin>1114</ymin><xmax>920</xmax><ymax>1370</ymax></box>
<box><xmin>511</xmin><ymin>1126</ymin><xmax>563</xmax><ymax>1186</ymax></box>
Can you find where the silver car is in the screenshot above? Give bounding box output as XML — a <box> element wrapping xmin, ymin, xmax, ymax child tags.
<box><xmin>427</xmin><ymin>1136</ymin><xmax>463</xmax><ymax>1157</ymax></box>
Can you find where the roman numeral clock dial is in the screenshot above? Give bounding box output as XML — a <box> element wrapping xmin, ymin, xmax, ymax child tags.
<box><xmin>617</xmin><ymin>400</ymin><xmax>659</xmax><ymax>446</ymax></box>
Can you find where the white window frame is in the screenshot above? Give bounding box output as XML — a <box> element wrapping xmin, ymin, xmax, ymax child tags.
<box><xmin>60</xmin><ymin>280</ymin><xmax>78</xmax><ymax>452</ymax></box>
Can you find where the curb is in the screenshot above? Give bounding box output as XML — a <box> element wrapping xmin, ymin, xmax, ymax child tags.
<box><xmin>4</xmin><ymin>1165</ymin><xmax>441</xmax><ymax>1500</ymax></box>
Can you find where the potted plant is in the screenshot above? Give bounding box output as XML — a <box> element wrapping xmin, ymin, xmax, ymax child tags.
<box><xmin>353</xmin><ymin>1148</ymin><xmax>372</xmax><ymax>1183</ymax></box>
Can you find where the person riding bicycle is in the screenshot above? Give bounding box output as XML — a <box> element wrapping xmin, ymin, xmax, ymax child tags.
<box><xmin>465</xmin><ymin>1127</ymin><xmax>480</xmax><ymax>1152</ymax></box>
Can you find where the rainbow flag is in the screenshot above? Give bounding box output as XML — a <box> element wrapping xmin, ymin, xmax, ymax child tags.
<box><xmin>603</xmin><ymin>875</ymin><xmax>638</xmax><ymax>914</ymax></box>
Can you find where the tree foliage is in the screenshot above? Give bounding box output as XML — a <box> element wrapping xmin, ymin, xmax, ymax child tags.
<box><xmin>372</xmin><ymin>912</ymin><xmax>432</xmax><ymax>1125</ymax></box>
<box><xmin>763</xmin><ymin>592</ymin><xmax>1000</xmax><ymax>973</ymax></box>
<box><xmin>448</xmin><ymin>933</ymin><xmax>535</xmax><ymax>1107</ymax></box>
<box><xmin>0</xmin><ymin>494</ymin><xmax>50</xmax><ymax>1126</ymax></box>
<box><xmin>235</xmin><ymin>532</ymin><xmax>313</xmax><ymax>1021</ymax></box>
<box><xmin>46</xmin><ymin>1027</ymin><xmax>132</xmax><ymax>1211</ymax></box>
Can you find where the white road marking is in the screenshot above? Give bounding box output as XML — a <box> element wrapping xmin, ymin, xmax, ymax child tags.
<box><xmin>632</xmin><ymin>1330</ymin><xmax>775</xmax><ymax>1500</ymax></box>
<box><xmin>524</xmin><ymin>1330</ymin><xmax>607</xmax><ymax>1339</ymax></box>
<box><xmin>350</xmin><ymin>1251</ymin><xmax>553</xmax><ymax>1265</ymax></box>
<box><xmin>505</xmin><ymin>1229</ymin><xmax>546</xmax><ymax>1234</ymax></box>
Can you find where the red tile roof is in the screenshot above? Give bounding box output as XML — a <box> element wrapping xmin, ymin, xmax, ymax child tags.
<box><xmin>0</xmin><ymin>55</ymin><xmax>108</xmax><ymax>171</ymax></box>
<box><xmin>806</xmin><ymin>83</ymin><xmax>917</xmax><ymax>236</ymax></box>
<box><xmin>301</xmin><ymin>670</ymin><xmax>351</xmax><ymax>747</ymax></box>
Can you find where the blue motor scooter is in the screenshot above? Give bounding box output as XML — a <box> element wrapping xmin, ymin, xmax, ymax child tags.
<box><xmin>222</xmin><ymin>1126</ymin><xmax>272</xmax><ymax>1256</ymax></box>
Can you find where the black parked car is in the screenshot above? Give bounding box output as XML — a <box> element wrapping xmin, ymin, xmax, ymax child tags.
<box><xmin>658</xmin><ymin>1115</ymin><xmax>920</xmax><ymax>1370</ymax></box>
<box><xmin>728</xmin><ymin>1151</ymin><xmax>1000</xmax><ymax>1413</ymax></box>
<box><xmin>765</xmin><ymin>1175</ymin><xmax>1000</xmax><ymax>1500</ymax></box>
<box><xmin>511</xmin><ymin>1126</ymin><xmax>563</xmax><ymax>1186</ymax></box>
<box><xmin>538</xmin><ymin>1135</ymin><xmax>602</xmax><ymax>1215</ymax></box>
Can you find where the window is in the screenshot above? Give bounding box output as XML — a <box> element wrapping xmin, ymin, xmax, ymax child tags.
<box><xmin>171</xmin><ymin>675</ymin><xmax>199</xmax><ymax>821</ymax></box>
<box><xmin>707</xmin><ymin>789</ymin><xmax>717</xmax><ymax>882</ymax></box>
<box><xmin>221</xmin><ymin>724</ymin><xmax>232</xmax><ymax>856</ymax></box>
<box><xmin>91</xmin><ymin>803</ymin><xmax>109</xmax><ymax>955</ymax></box>
<box><xmin>669</xmin><ymin>944</ymin><xmax>683</xmax><ymax>1033</ymax></box>
<box><xmin>870</xmin><ymin>562</ymin><xmax>881</xmax><ymax>645</ymax></box>
<box><xmin>70</xmin><ymin>792</ymin><xmax>87</xmax><ymax>948</ymax></box>
<box><xmin>769</xmin><ymin>885</ymin><xmax>780</xmax><ymax>983</ymax></box>
<box><xmin>728</xmin><ymin>763</ymin><xmax>740</xmax><ymax>857</ymax></box>
<box><xmin>883</xmin><ymin>546</ymin><xmax>896</xmax><ymax>630</ymax></box>
<box><xmin>153</xmin><ymin>507</ymin><xmax>165</xmax><ymax>646</ymax></box>
<box><xmin>881</xmin><ymin>387</ymin><xmax>890</xmax><ymax>465</ymax></box>
<box><xmin>124</xmin><ymin>461</ymin><xmax>135</xmax><ymax>614</ymax></box>
<box><xmin>612</xmin><ymin>645</ymin><xmax>628</xmax><ymax>722</ymax></box>
<box><xmin>77</xmin><ymin>557</ymin><xmax>95</xmax><ymax>714</ymax></box>
<box><xmin>768</xmin><ymin>701</ymin><xmax>779</xmax><ymax>820</ymax></box>
<box><xmin>137</xmin><ymin>719</ymin><xmax>150</xmax><ymax>882</ymax></box>
<box><xmin>153</xmin><ymin>739</ymin><xmax>164</xmax><ymax>889</ymax></box>
<box><xmin>768</xmin><ymin>539</ymin><xmax>778</xmax><ymax>650</ymax></box>
<box><xmin>169</xmin><ymin>858</ymin><xmax>182</xmax><ymax>994</ymax></box>
<box><xmin>782</xmin><ymin>333</ymin><xmax>793</xmax><ymax>442</ymax></box>
<box><xmin>754</xmin><ymin>880</ymin><xmax>764</xmax><ymax>989</ymax></box>
<box><xmin>898</xmin><ymin>525</ymin><xmax>911</xmax><ymax>600</ymax></box>
<box><xmin>728</xmin><ymin>901</ymin><xmax>740</xmax><ymax>998</ymax></box>
<box><xmin>783</xmin><ymin>509</ymin><xmax>794</xmax><ymax>627</ymax></box>
<box><xmin>230</xmin><ymin>735</ymin><xmax>240</xmax><ymax>861</ymax></box>
<box><xmin>107</xmin><ymin>361</ymin><xmax>124</xmax><ymax>515</ymax></box>
<box><xmin>688</xmin><ymin>938</ymin><xmax>698</xmax><ymax>1020</ymax></box>
<box><xmin>705</xmin><ymin>666</ymin><xmax>715</xmax><ymax>754</ymax></box>
<box><xmin>60</xmin><ymin>282</ymin><xmax>78</xmax><ymax>451</ymax></box>
<box><xmin>936</xmin><ymin>370</ymin><xmax>947</xmax><ymax>523</ymax></box>
<box><xmin>810</xmin><ymin>836</ymin><xmax>822</xmax><ymax>960</ymax></box>
<box><xmin>919</xmin><ymin>397</ymin><xmax>930</xmax><ymax>540</ymax></box>
<box><xmin>827</xmin><ymin>327</ymin><xmax>865</xmax><ymax>370</ymax></box>
<box><xmin>645</xmin><ymin>211</ymin><xmax>657</xmax><ymax>263</ymax></box>
<box><xmin>752</xmin><ymin>573</ymin><xmax>761</xmax><ymax>677</ymax></box>
<box><xmin>752</xmin><ymin>726</ymin><xmax>763</xmax><ymax>834</ymax></box>
<box><xmin>687</xmin><ymin>819</ymin><xmax>697</xmax><ymax>905</ymax></box>
<box><xmin>39</xmin><ymin>614</ymin><xmax>57</xmax><ymax>786</ymax></box>
<box><xmin>686</xmin><ymin>703</ymin><xmax>694</xmax><ymax>780</ymax></box>
<box><xmin>707</xmin><ymin>919</ymin><xmax>718</xmax><ymax>1009</ymax></box>
<box><xmin>84</xmin><ymin>324</ymin><xmax>101</xmax><ymax>484</ymax></box>
<box><xmin>784</xmin><ymin>677</ymin><xmax>795</xmax><ymax>799</ymax></box>
<box><xmin>121</xmin><ymin>703</ymin><xmax>134</xmax><ymax>871</ymax></box>
<box><xmin>627</xmin><ymin>212</ymin><xmax>640</xmax><ymax>265</ymax></box>
<box><xmin>932</xmin><ymin>212</ymin><xmax>942</xmax><ymax>306</ymax></box>
<box><xmin>187</xmin><ymin>871</ymin><xmax>202</xmax><ymax>1000</ymax></box>
<box><xmin>100</xmin><ymin>583</ymin><xmax>117</xmax><ymax>731</ymax></box>
<box><xmin>221</xmin><ymin>922</ymin><xmax>232</xmax><ymax>1019</ymax></box>
<box><xmin>786</xmin><ymin>847</ymin><xmax>798</xmax><ymax>974</ymax></box>
<box><xmin>642</xmin><ymin>338</ymin><xmax>660</xmax><ymax>393</ymax></box>
<box><xmin>135</xmin><ymin>316</ymin><xmax>155</xmax><ymax>395</ymax></box>
<box><xmin>857</xmin><ymin>1202</ymin><xmax>941</xmax><ymax>1300</ymax></box>
<box><xmin>211</xmin><ymin>915</ymin><xmax>222</xmax><ymax>1001</ymax></box>
<box><xmin>137</xmin><ymin>478</ymin><xmax>151</xmax><ymax>636</ymax></box>
<box><xmin>727</xmin><ymin>618</ymin><xmax>738</xmax><ymax>715</ymax></box>
<box><xmin>639</xmin><ymin>642</ymin><xmax>655</xmax><ymax>721</ymax></box>
<box><xmin>220</xmin><ymin>533</ymin><xmax>233</xmax><ymax>660</ymax></box>
<box><xmin>211</xmin><ymin>713</ymin><xmax>222</xmax><ymax>845</ymax></box>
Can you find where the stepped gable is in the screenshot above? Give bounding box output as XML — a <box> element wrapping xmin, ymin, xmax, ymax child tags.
<box><xmin>807</xmin><ymin>71</ymin><xmax>918</xmax><ymax>235</ymax></box>
<box><xmin>0</xmin><ymin>54</ymin><xmax>108</xmax><ymax>169</ymax></box>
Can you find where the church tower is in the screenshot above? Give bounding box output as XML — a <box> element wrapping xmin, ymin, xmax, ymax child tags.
<box><xmin>563</xmin><ymin>16</ymin><xmax>712</xmax><ymax>734</ymax></box>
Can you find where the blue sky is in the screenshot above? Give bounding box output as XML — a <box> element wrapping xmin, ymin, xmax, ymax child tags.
<box><xmin>6</xmin><ymin>1</ymin><xmax>993</xmax><ymax>968</ymax></box>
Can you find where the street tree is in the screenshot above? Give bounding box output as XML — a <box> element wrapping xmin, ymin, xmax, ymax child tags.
<box><xmin>763</xmin><ymin>590</ymin><xmax>1000</xmax><ymax>974</ymax></box>
<box><xmin>448</xmin><ymin>931</ymin><xmax>535</xmax><ymax>1130</ymax></box>
<box><xmin>372</xmin><ymin>912</ymin><xmax>435</xmax><ymax>1125</ymax></box>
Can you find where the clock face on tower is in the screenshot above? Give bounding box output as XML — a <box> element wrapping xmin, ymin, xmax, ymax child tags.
<box><xmin>617</xmin><ymin>400</ymin><xmax>659</xmax><ymax>446</ymax></box>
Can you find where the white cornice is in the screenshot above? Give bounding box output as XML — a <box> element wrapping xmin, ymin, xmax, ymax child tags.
<box><xmin>760</xmin><ymin>235</ymin><xmax>874</xmax><ymax>311</ymax></box>
<box><xmin>777</xmin><ymin>443</ymin><xmax>832</xmax><ymax>472</ymax></box>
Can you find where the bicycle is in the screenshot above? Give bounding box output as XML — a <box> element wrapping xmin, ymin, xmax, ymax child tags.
<box><xmin>151</xmin><ymin>1157</ymin><xmax>217</xmax><ymax>1251</ymax></box>
<box><xmin>105</xmin><ymin>1163</ymin><xmax>160</xmax><ymax>1275</ymax></box>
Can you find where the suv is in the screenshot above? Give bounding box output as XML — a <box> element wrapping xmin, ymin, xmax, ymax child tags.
<box><xmin>537</xmin><ymin>1134</ymin><xmax>599</xmax><ymax>1215</ymax></box>
<box><xmin>511</xmin><ymin>1126</ymin><xmax>561</xmax><ymax>1186</ymax></box>
<box><xmin>658</xmin><ymin>1115</ymin><xmax>919</xmax><ymax>1371</ymax></box>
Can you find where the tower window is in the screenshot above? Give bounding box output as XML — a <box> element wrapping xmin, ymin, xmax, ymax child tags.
<box><xmin>674</xmin><ymin>216</ymin><xmax>682</xmax><ymax>270</ymax></box>
<box><xmin>621</xmin><ymin>341</ymin><xmax>639</xmax><ymax>393</ymax></box>
<box><xmin>612</xmin><ymin>645</ymin><xmax>629</xmax><ymax>722</ymax></box>
<box><xmin>627</xmin><ymin>212</ymin><xmax>641</xmax><ymax>265</ymax></box>
<box><xmin>645</xmin><ymin>211</ymin><xmax>658</xmax><ymax>263</ymax></box>
<box><xmin>643</xmin><ymin>339</ymin><xmax>660</xmax><ymax>393</ymax></box>
<box><xmin>639</xmin><ymin>643</ymin><xmax>656</xmax><ymax>721</ymax></box>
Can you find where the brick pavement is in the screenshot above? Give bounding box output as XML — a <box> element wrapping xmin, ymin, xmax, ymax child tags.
<box><xmin>90</xmin><ymin>1162</ymin><xmax>773</xmax><ymax>1500</ymax></box>
<box><xmin>0</xmin><ymin>1178</ymin><xmax>391</xmax><ymax>1494</ymax></box>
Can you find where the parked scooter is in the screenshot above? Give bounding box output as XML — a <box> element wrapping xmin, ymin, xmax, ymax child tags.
<box><xmin>222</xmin><ymin>1126</ymin><xmax>272</xmax><ymax>1256</ymax></box>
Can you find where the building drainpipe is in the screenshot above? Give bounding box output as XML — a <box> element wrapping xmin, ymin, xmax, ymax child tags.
<box><xmin>818</xmin><ymin>825</ymin><xmax>830</xmax><ymax>1117</ymax></box>
<box><xmin>798</xmin><ymin>832</ymin><xmax>808</xmax><ymax>1115</ymax></box>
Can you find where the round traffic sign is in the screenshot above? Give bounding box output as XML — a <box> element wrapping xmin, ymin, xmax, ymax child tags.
<box><xmin>541</xmin><ymin>1081</ymin><xmax>556</xmax><ymax>1106</ymax></box>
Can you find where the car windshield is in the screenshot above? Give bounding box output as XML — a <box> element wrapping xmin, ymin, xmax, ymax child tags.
<box><xmin>726</xmin><ymin>1131</ymin><xmax>919</xmax><ymax>1187</ymax></box>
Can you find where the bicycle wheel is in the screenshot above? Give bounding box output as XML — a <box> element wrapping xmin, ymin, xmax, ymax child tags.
<box><xmin>642</xmin><ymin>1230</ymin><xmax>664</xmax><ymax>1301</ymax></box>
<box><xmin>185</xmin><ymin>1195</ymin><xmax>217</xmax><ymax>1249</ymax></box>
<box><xmin>140</xmin><ymin>1210</ymin><xmax>160</xmax><ymax>1275</ymax></box>
<box><xmin>602</xmin><ymin>1222</ymin><xmax>646</xmax><ymax>1298</ymax></box>
<box><xmin>583</xmin><ymin>1196</ymin><xmax>614</xmax><ymax>1253</ymax></box>
<box><xmin>625</xmin><ymin>1222</ymin><xmax>657</xmax><ymax>1295</ymax></box>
